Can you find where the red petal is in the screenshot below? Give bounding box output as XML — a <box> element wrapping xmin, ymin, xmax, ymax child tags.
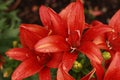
<box><xmin>59</xmin><ymin>2</ymin><xmax>75</xmax><ymax>19</ymax></box>
<box><xmin>20</xmin><ymin>24</ymin><xmax>48</xmax><ymax>49</ymax></box>
<box><xmin>79</xmin><ymin>41</ymin><xmax>103</xmax><ymax>64</ymax></box>
<box><xmin>82</xmin><ymin>24</ymin><xmax>112</xmax><ymax>42</ymax></box>
<box><xmin>68</xmin><ymin>31</ymin><xmax>81</xmax><ymax>47</ymax></box>
<box><xmin>35</xmin><ymin>35</ymin><xmax>70</xmax><ymax>53</ymax></box>
<box><xmin>6</xmin><ymin>48</ymin><xmax>33</xmax><ymax>61</ymax></box>
<box><xmin>79</xmin><ymin>42</ymin><xmax>104</xmax><ymax>80</ymax></box>
<box><xmin>39</xmin><ymin>67</ymin><xmax>51</xmax><ymax>80</ymax></box>
<box><xmin>40</xmin><ymin>6</ymin><xmax>67</xmax><ymax>37</ymax></box>
<box><xmin>62</xmin><ymin>52</ymin><xmax>78</xmax><ymax>72</ymax></box>
<box><xmin>59</xmin><ymin>2</ymin><xmax>75</xmax><ymax>25</ymax></box>
<box><xmin>109</xmin><ymin>10</ymin><xmax>120</xmax><ymax>32</ymax></box>
<box><xmin>93</xmin><ymin>34</ymin><xmax>108</xmax><ymax>50</ymax></box>
<box><xmin>39</xmin><ymin>6</ymin><xmax>51</xmax><ymax>29</ymax></box>
<box><xmin>91</xmin><ymin>61</ymin><xmax>104</xmax><ymax>80</ymax></box>
<box><xmin>57</xmin><ymin>63</ymin><xmax>75</xmax><ymax>80</ymax></box>
<box><xmin>47</xmin><ymin>53</ymin><xmax>63</xmax><ymax>68</ymax></box>
<box><xmin>91</xmin><ymin>20</ymin><xmax>103</xmax><ymax>26</ymax></box>
<box><xmin>104</xmin><ymin>52</ymin><xmax>120</xmax><ymax>80</ymax></box>
<box><xmin>67</xmin><ymin>0</ymin><xmax>85</xmax><ymax>35</ymax></box>
<box><xmin>110</xmin><ymin>37</ymin><xmax>120</xmax><ymax>51</ymax></box>
<box><xmin>81</xmin><ymin>69</ymin><xmax>96</xmax><ymax>80</ymax></box>
<box><xmin>12</xmin><ymin>57</ymin><xmax>44</xmax><ymax>80</ymax></box>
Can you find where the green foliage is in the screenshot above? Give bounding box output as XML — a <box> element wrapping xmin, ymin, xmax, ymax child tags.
<box><xmin>70</xmin><ymin>53</ymin><xmax>92</xmax><ymax>80</ymax></box>
<box><xmin>0</xmin><ymin>0</ymin><xmax>21</xmax><ymax>79</ymax></box>
<box><xmin>0</xmin><ymin>0</ymin><xmax>14</xmax><ymax>11</ymax></box>
<box><xmin>0</xmin><ymin>1</ymin><xmax>43</xmax><ymax>80</ymax></box>
<box><xmin>0</xmin><ymin>0</ymin><xmax>21</xmax><ymax>53</ymax></box>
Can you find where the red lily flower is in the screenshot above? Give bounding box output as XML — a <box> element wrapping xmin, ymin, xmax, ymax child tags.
<box><xmin>92</xmin><ymin>10</ymin><xmax>120</xmax><ymax>69</ymax></box>
<box><xmin>90</xmin><ymin>10</ymin><xmax>120</xmax><ymax>52</ymax></box>
<box><xmin>6</xmin><ymin>0</ymin><xmax>113</xmax><ymax>80</ymax></box>
<box><xmin>82</xmin><ymin>21</ymin><xmax>112</xmax><ymax>50</ymax></box>
<box><xmin>81</xmin><ymin>10</ymin><xmax>120</xmax><ymax>80</ymax></box>
<box><xmin>35</xmin><ymin>0</ymin><xmax>112</xmax><ymax>80</ymax></box>
<box><xmin>6</xmin><ymin>24</ymin><xmax>63</xmax><ymax>80</ymax></box>
<box><xmin>81</xmin><ymin>51</ymin><xmax>120</xmax><ymax>80</ymax></box>
<box><xmin>107</xmin><ymin>10</ymin><xmax>120</xmax><ymax>52</ymax></box>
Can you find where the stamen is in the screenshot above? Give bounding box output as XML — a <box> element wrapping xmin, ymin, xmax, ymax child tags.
<box><xmin>75</xmin><ymin>30</ymin><xmax>81</xmax><ymax>38</ymax></box>
<box><xmin>48</xmin><ymin>29</ymin><xmax>52</xmax><ymax>36</ymax></box>
<box><xmin>37</xmin><ymin>56</ymin><xmax>41</xmax><ymax>61</ymax></box>
<box><xmin>106</xmin><ymin>41</ymin><xmax>112</xmax><ymax>50</ymax></box>
<box><xmin>112</xmin><ymin>29</ymin><xmax>115</xmax><ymax>32</ymax></box>
<box><xmin>70</xmin><ymin>47</ymin><xmax>76</xmax><ymax>53</ymax></box>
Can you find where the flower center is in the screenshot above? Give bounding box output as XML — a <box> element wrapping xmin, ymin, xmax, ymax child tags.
<box><xmin>106</xmin><ymin>41</ymin><xmax>112</xmax><ymax>50</ymax></box>
<box><xmin>70</xmin><ymin>47</ymin><xmax>76</xmax><ymax>53</ymax></box>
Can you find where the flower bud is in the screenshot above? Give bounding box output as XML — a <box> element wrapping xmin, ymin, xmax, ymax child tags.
<box><xmin>102</xmin><ymin>51</ymin><xmax>111</xmax><ymax>60</ymax></box>
<box><xmin>3</xmin><ymin>68</ymin><xmax>12</xmax><ymax>78</ymax></box>
<box><xmin>72</xmin><ymin>61</ymin><xmax>82</xmax><ymax>73</ymax></box>
<box><xmin>12</xmin><ymin>40</ymin><xmax>18</xmax><ymax>48</ymax></box>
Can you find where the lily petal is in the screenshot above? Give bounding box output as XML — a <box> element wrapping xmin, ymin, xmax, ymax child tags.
<box><xmin>93</xmin><ymin>34</ymin><xmax>108</xmax><ymax>50</ymax></box>
<box><xmin>20</xmin><ymin>24</ymin><xmax>48</xmax><ymax>49</ymax></box>
<box><xmin>62</xmin><ymin>52</ymin><xmax>78</xmax><ymax>72</ymax></box>
<box><xmin>39</xmin><ymin>5</ymin><xmax>51</xmax><ymax>29</ymax></box>
<box><xmin>68</xmin><ymin>31</ymin><xmax>81</xmax><ymax>47</ymax></box>
<box><xmin>109</xmin><ymin>10</ymin><xmax>120</xmax><ymax>31</ymax></box>
<box><xmin>104</xmin><ymin>52</ymin><xmax>120</xmax><ymax>80</ymax></box>
<box><xmin>40</xmin><ymin>6</ymin><xmax>67</xmax><ymax>37</ymax></box>
<box><xmin>110</xmin><ymin>37</ymin><xmax>120</xmax><ymax>51</ymax></box>
<box><xmin>91</xmin><ymin>20</ymin><xmax>103</xmax><ymax>26</ymax></box>
<box><xmin>91</xmin><ymin>60</ymin><xmax>104</xmax><ymax>80</ymax></box>
<box><xmin>35</xmin><ymin>35</ymin><xmax>70</xmax><ymax>53</ymax></box>
<box><xmin>82</xmin><ymin>24</ymin><xmax>112</xmax><ymax>42</ymax></box>
<box><xmin>39</xmin><ymin>67</ymin><xmax>51</xmax><ymax>80</ymax></box>
<box><xmin>81</xmin><ymin>68</ymin><xmax>96</xmax><ymax>80</ymax></box>
<box><xmin>12</xmin><ymin>57</ymin><xmax>44</xmax><ymax>80</ymax></box>
<box><xmin>59</xmin><ymin>2</ymin><xmax>75</xmax><ymax>26</ymax></box>
<box><xmin>67</xmin><ymin>0</ymin><xmax>85</xmax><ymax>35</ymax></box>
<box><xmin>79</xmin><ymin>41</ymin><xmax>104</xmax><ymax>80</ymax></box>
<box><xmin>57</xmin><ymin>63</ymin><xmax>75</xmax><ymax>80</ymax></box>
<box><xmin>79</xmin><ymin>41</ymin><xmax>103</xmax><ymax>64</ymax></box>
<box><xmin>47</xmin><ymin>53</ymin><xmax>63</xmax><ymax>68</ymax></box>
<box><xmin>6</xmin><ymin>48</ymin><xmax>33</xmax><ymax>61</ymax></box>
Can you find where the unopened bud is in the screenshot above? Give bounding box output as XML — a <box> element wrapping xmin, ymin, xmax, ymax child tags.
<box><xmin>72</xmin><ymin>61</ymin><xmax>82</xmax><ymax>73</ymax></box>
<box><xmin>102</xmin><ymin>51</ymin><xmax>111</xmax><ymax>60</ymax></box>
<box><xmin>3</xmin><ymin>68</ymin><xmax>12</xmax><ymax>78</ymax></box>
<box><xmin>13</xmin><ymin>41</ymin><xmax>18</xmax><ymax>48</ymax></box>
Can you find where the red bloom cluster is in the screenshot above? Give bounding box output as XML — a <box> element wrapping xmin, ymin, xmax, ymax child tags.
<box><xmin>6</xmin><ymin>0</ymin><xmax>120</xmax><ymax>80</ymax></box>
